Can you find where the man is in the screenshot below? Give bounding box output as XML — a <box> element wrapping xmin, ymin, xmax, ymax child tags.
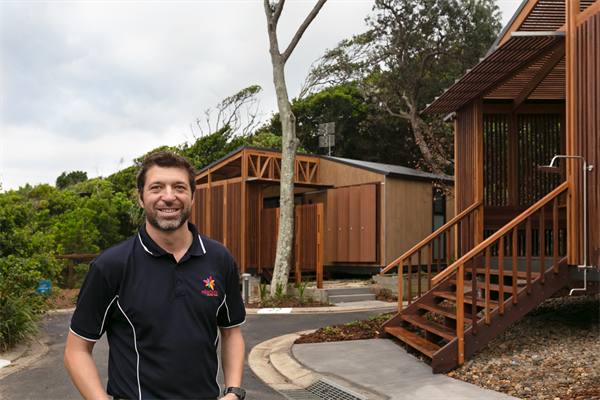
<box><xmin>64</xmin><ymin>151</ymin><xmax>246</xmax><ymax>400</ymax></box>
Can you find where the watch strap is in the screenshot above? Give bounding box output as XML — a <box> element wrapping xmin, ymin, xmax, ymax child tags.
<box><xmin>224</xmin><ymin>386</ymin><xmax>246</xmax><ymax>400</ymax></box>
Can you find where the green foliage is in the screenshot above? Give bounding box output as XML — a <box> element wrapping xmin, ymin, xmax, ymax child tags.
<box><xmin>0</xmin><ymin>255</ymin><xmax>50</xmax><ymax>351</ymax></box>
<box><xmin>275</xmin><ymin>283</ymin><xmax>285</xmax><ymax>301</ymax></box>
<box><xmin>56</xmin><ymin>171</ymin><xmax>88</xmax><ymax>190</ymax></box>
<box><xmin>257</xmin><ymin>84</ymin><xmax>419</xmax><ymax>166</ymax></box>
<box><xmin>295</xmin><ymin>279</ymin><xmax>309</xmax><ymax>303</ymax></box>
<box><xmin>324</xmin><ymin>326</ymin><xmax>340</xmax><ymax>335</ymax></box>
<box><xmin>259</xmin><ymin>283</ymin><xmax>268</xmax><ymax>302</ymax></box>
<box><xmin>54</xmin><ymin>208</ymin><xmax>101</xmax><ymax>255</ymax></box>
<box><xmin>180</xmin><ymin>127</ymin><xmax>248</xmax><ymax>171</ymax></box>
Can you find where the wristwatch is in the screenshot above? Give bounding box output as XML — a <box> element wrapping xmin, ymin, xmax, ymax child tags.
<box><xmin>224</xmin><ymin>387</ymin><xmax>246</xmax><ymax>400</ymax></box>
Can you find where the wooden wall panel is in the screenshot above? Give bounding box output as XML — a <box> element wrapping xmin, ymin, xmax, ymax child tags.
<box><xmin>326</xmin><ymin>189</ymin><xmax>338</xmax><ymax>262</ymax></box>
<box><xmin>226</xmin><ymin>181</ymin><xmax>242</xmax><ymax>266</ymax></box>
<box><xmin>319</xmin><ymin>159</ymin><xmax>384</xmax><ymax>186</ymax></box>
<box><xmin>209</xmin><ymin>183</ymin><xmax>225</xmax><ymax>243</ymax></box>
<box><xmin>246</xmin><ymin>183</ymin><xmax>262</xmax><ymax>270</ymax></box>
<box><xmin>348</xmin><ymin>186</ymin><xmax>361</xmax><ymax>261</ymax></box>
<box><xmin>575</xmin><ymin>10</ymin><xmax>600</xmax><ymax>265</ymax></box>
<box><xmin>360</xmin><ymin>184</ymin><xmax>377</xmax><ymax>262</ymax></box>
<box><xmin>337</xmin><ymin>187</ymin><xmax>350</xmax><ymax>262</ymax></box>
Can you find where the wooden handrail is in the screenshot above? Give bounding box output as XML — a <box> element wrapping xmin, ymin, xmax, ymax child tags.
<box><xmin>379</xmin><ymin>199</ymin><xmax>483</xmax><ymax>275</ymax></box>
<box><xmin>431</xmin><ymin>181</ymin><xmax>569</xmax><ymax>285</ymax></box>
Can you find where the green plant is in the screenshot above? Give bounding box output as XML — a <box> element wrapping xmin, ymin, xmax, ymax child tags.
<box><xmin>275</xmin><ymin>283</ymin><xmax>284</xmax><ymax>301</ymax></box>
<box><xmin>0</xmin><ymin>292</ymin><xmax>45</xmax><ymax>351</ymax></box>
<box><xmin>259</xmin><ymin>283</ymin><xmax>267</xmax><ymax>301</ymax></box>
<box><xmin>295</xmin><ymin>279</ymin><xmax>309</xmax><ymax>303</ymax></box>
<box><xmin>324</xmin><ymin>326</ymin><xmax>340</xmax><ymax>335</ymax></box>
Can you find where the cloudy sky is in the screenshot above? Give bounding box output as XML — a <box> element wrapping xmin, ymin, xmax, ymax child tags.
<box><xmin>1</xmin><ymin>0</ymin><xmax>522</xmax><ymax>192</ymax></box>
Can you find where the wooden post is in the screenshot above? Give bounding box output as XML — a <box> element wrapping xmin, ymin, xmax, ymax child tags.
<box><xmin>457</xmin><ymin>263</ymin><xmax>464</xmax><ymax>365</ymax></box>
<box><xmin>474</xmin><ymin>97</ymin><xmax>485</xmax><ymax>246</ymax></box>
<box><xmin>316</xmin><ymin>203</ymin><xmax>323</xmax><ymax>289</ymax></box>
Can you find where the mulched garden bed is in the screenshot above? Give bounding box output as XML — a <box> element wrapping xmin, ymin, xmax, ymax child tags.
<box><xmin>245</xmin><ymin>298</ymin><xmax>334</xmax><ymax>308</ymax></box>
<box><xmin>44</xmin><ymin>289</ymin><xmax>79</xmax><ymax>310</ymax></box>
<box><xmin>294</xmin><ymin>313</ymin><xmax>394</xmax><ymax>344</ymax></box>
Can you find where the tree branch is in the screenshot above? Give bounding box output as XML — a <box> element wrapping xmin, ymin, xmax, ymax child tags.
<box><xmin>282</xmin><ymin>0</ymin><xmax>327</xmax><ymax>63</ymax></box>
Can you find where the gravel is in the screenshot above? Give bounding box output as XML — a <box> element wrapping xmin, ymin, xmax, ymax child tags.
<box><xmin>446</xmin><ymin>293</ymin><xmax>600</xmax><ymax>400</ymax></box>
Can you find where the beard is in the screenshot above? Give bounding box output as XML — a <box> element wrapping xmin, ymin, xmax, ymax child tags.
<box><xmin>144</xmin><ymin>201</ymin><xmax>192</xmax><ymax>231</ymax></box>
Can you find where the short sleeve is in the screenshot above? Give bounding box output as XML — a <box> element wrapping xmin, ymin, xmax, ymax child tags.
<box><xmin>217</xmin><ymin>258</ymin><xmax>246</xmax><ymax>328</ymax></box>
<box><xmin>70</xmin><ymin>263</ymin><xmax>118</xmax><ymax>341</ymax></box>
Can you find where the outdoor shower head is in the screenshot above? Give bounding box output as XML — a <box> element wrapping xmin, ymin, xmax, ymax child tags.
<box><xmin>537</xmin><ymin>165</ymin><xmax>561</xmax><ymax>173</ymax></box>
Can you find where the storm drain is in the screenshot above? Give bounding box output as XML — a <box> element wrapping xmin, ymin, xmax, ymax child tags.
<box><xmin>281</xmin><ymin>378</ymin><xmax>369</xmax><ymax>400</ymax></box>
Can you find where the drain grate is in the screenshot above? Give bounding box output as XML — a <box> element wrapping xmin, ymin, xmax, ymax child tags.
<box><xmin>281</xmin><ymin>378</ymin><xmax>369</xmax><ymax>400</ymax></box>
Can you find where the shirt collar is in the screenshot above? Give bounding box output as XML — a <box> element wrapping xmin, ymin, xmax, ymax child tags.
<box><xmin>138</xmin><ymin>222</ymin><xmax>207</xmax><ymax>259</ymax></box>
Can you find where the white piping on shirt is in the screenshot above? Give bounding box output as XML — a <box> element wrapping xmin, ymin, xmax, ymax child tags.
<box><xmin>214</xmin><ymin>328</ymin><xmax>221</xmax><ymax>393</ymax></box>
<box><xmin>99</xmin><ymin>295</ymin><xmax>119</xmax><ymax>335</ymax></box>
<box><xmin>137</xmin><ymin>233</ymin><xmax>153</xmax><ymax>255</ymax></box>
<box><xmin>216</xmin><ymin>294</ymin><xmax>231</xmax><ymax>324</ymax></box>
<box><xmin>117</xmin><ymin>301</ymin><xmax>142</xmax><ymax>400</ymax></box>
<box><xmin>69</xmin><ymin>327</ymin><xmax>98</xmax><ymax>342</ymax></box>
<box><xmin>198</xmin><ymin>235</ymin><xmax>206</xmax><ymax>254</ymax></box>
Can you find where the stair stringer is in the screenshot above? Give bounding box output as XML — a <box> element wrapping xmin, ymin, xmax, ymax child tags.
<box><xmin>431</xmin><ymin>257</ymin><xmax>570</xmax><ymax>373</ymax></box>
<box><xmin>380</xmin><ymin>272</ymin><xmax>456</xmax><ymax>339</ymax></box>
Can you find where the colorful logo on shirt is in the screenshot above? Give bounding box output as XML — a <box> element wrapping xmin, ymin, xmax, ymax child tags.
<box><xmin>202</xmin><ymin>276</ymin><xmax>218</xmax><ymax>296</ymax></box>
<box><xmin>203</xmin><ymin>276</ymin><xmax>215</xmax><ymax>290</ymax></box>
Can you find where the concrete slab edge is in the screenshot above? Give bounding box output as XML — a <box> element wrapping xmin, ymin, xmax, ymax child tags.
<box><xmin>245</xmin><ymin>303</ymin><xmax>399</xmax><ymax>314</ymax></box>
<box><xmin>0</xmin><ymin>339</ymin><xmax>49</xmax><ymax>379</ymax></box>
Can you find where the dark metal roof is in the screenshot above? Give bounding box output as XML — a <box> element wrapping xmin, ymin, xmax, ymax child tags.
<box><xmin>320</xmin><ymin>156</ymin><xmax>453</xmax><ymax>182</ymax></box>
<box><xmin>422</xmin><ymin>33</ymin><xmax>565</xmax><ymax>114</ymax></box>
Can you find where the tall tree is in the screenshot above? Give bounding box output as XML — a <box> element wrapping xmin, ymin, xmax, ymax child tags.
<box><xmin>263</xmin><ymin>0</ymin><xmax>327</xmax><ymax>296</ymax></box>
<box><xmin>303</xmin><ymin>0</ymin><xmax>502</xmax><ymax>176</ymax></box>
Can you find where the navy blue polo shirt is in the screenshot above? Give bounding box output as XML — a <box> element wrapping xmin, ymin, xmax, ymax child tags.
<box><xmin>70</xmin><ymin>222</ymin><xmax>245</xmax><ymax>400</ymax></box>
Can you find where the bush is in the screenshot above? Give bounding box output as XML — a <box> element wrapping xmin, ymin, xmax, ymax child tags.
<box><xmin>0</xmin><ymin>256</ymin><xmax>49</xmax><ymax>351</ymax></box>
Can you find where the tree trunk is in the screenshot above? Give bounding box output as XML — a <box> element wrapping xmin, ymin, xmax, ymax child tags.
<box><xmin>270</xmin><ymin>53</ymin><xmax>300</xmax><ymax>297</ymax></box>
<box><xmin>264</xmin><ymin>0</ymin><xmax>327</xmax><ymax>297</ymax></box>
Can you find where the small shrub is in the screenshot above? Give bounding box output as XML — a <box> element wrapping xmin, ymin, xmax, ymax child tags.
<box><xmin>324</xmin><ymin>326</ymin><xmax>339</xmax><ymax>335</ymax></box>
<box><xmin>295</xmin><ymin>279</ymin><xmax>309</xmax><ymax>303</ymax></box>
<box><xmin>275</xmin><ymin>283</ymin><xmax>284</xmax><ymax>301</ymax></box>
<box><xmin>259</xmin><ymin>283</ymin><xmax>267</xmax><ymax>302</ymax></box>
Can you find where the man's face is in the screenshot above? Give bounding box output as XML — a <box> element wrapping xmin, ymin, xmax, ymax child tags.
<box><xmin>138</xmin><ymin>166</ymin><xmax>194</xmax><ymax>231</ymax></box>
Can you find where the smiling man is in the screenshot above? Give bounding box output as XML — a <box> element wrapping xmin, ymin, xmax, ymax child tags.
<box><xmin>64</xmin><ymin>151</ymin><xmax>246</xmax><ymax>400</ymax></box>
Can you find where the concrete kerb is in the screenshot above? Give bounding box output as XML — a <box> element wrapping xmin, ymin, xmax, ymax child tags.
<box><xmin>0</xmin><ymin>308</ymin><xmax>74</xmax><ymax>379</ymax></box>
<box><xmin>0</xmin><ymin>339</ymin><xmax>49</xmax><ymax>379</ymax></box>
<box><xmin>248</xmin><ymin>331</ymin><xmax>322</xmax><ymax>391</ymax></box>
<box><xmin>244</xmin><ymin>301</ymin><xmax>400</xmax><ymax>314</ymax></box>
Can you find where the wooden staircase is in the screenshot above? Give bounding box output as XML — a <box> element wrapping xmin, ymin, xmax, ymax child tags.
<box><xmin>379</xmin><ymin>182</ymin><xmax>571</xmax><ymax>373</ymax></box>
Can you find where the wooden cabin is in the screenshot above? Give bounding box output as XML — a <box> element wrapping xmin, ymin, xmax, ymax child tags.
<box><xmin>188</xmin><ymin>146</ymin><xmax>454</xmax><ymax>286</ymax></box>
<box><xmin>381</xmin><ymin>0</ymin><xmax>599</xmax><ymax>373</ymax></box>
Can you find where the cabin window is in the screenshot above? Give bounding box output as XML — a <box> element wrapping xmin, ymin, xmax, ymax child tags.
<box><xmin>432</xmin><ymin>189</ymin><xmax>446</xmax><ymax>261</ymax></box>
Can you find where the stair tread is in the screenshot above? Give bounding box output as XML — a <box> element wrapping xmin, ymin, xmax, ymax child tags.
<box><xmin>417</xmin><ymin>302</ymin><xmax>474</xmax><ymax>325</ymax></box>
<box><xmin>401</xmin><ymin>314</ymin><xmax>457</xmax><ymax>340</ymax></box>
<box><xmin>433</xmin><ymin>291</ymin><xmax>499</xmax><ymax>308</ymax></box>
<box><xmin>450</xmin><ymin>280</ymin><xmax>516</xmax><ymax>292</ymax></box>
<box><xmin>385</xmin><ymin>326</ymin><xmax>440</xmax><ymax>358</ymax></box>
<box><xmin>474</xmin><ymin>268</ymin><xmax>540</xmax><ymax>278</ymax></box>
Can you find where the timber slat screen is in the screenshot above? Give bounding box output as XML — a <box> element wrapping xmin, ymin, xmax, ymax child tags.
<box><xmin>575</xmin><ymin>8</ymin><xmax>600</xmax><ymax>265</ymax></box>
<box><xmin>245</xmin><ymin>183</ymin><xmax>262</xmax><ymax>270</ymax></box>
<box><xmin>209</xmin><ymin>183</ymin><xmax>225</xmax><ymax>244</ymax></box>
<box><xmin>192</xmin><ymin>187</ymin><xmax>208</xmax><ymax>235</ymax></box>
<box><xmin>226</xmin><ymin>181</ymin><xmax>242</xmax><ymax>267</ymax></box>
<box><xmin>260</xmin><ymin>205</ymin><xmax>324</xmax><ymax>288</ymax></box>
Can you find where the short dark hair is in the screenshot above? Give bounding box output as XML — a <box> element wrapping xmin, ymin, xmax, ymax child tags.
<box><xmin>136</xmin><ymin>151</ymin><xmax>196</xmax><ymax>200</ymax></box>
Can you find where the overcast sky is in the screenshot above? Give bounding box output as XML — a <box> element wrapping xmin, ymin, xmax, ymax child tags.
<box><xmin>1</xmin><ymin>0</ymin><xmax>522</xmax><ymax>192</ymax></box>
